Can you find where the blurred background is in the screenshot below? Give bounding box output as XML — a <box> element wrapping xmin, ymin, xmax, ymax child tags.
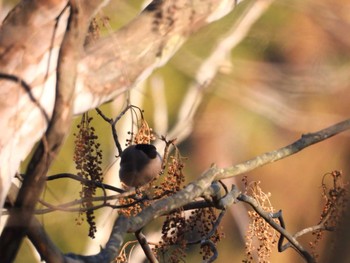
<box><xmin>2</xmin><ymin>0</ymin><xmax>350</xmax><ymax>262</ymax></box>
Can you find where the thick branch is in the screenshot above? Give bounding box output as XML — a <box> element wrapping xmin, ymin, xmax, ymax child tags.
<box><xmin>66</xmin><ymin>216</ymin><xmax>128</xmax><ymax>263</ymax></box>
<box><xmin>64</xmin><ymin>119</ymin><xmax>350</xmax><ymax>262</ymax></box>
<box><xmin>5</xmin><ymin>184</ymin><xmax>65</xmax><ymax>263</ymax></box>
<box><xmin>0</xmin><ymin>0</ymin><xmax>238</xmax><ymax>218</ymax></box>
<box><xmin>75</xmin><ymin>0</ymin><xmax>237</xmax><ymax>114</ymax></box>
<box><xmin>0</xmin><ymin>1</ymin><xmax>101</xmax><ymax>261</ymax></box>
<box><xmin>3</xmin><ymin>119</ymin><xmax>345</xmax><ymax>261</ymax></box>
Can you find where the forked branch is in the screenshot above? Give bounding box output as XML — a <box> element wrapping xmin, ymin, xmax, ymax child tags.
<box><xmin>65</xmin><ymin>119</ymin><xmax>350</xmax><ymax>262</ymax></box>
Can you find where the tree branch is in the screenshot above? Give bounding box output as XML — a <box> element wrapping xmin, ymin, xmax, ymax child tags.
<box><xmin>0</xmin><ymin>0</ymin><xmax>239</xmax><ymax>216</ymax></box>
<box><xmin>237</xmin><ymin>195</ymin><xmax>315</xmax><ymax>263</ymax></box>
<box><xmin>4</xmin><ymin>183</ymin><xmax>65</xmax><ymax>263</ymax></box>
<box><xmin>62</xmin><ymin>119</ymin><xmax>350</xmax><ymax>262</ymax></box>
<box><xmin>135</xmin><ymin>230</ymin><xmax>158</xmax><ymax>263</ymax></box>
<box><xmin>65</xmin><ymin>215</ymin><xmax>129</xmax><ymax>262</ymax></box>
<box><xmin>47</xmin><ymin>173</ymin><xmax>125</xmax><ymax>193</ymax></box>
<box><xmin>0</xmin><ymin>1</ymin><xmax>102</xmax><ymax>261</ymax></box>
<box><xmin>217</xmin><ymin>119</ymin><xmax>350</xmax><ymax>180</ymax></box>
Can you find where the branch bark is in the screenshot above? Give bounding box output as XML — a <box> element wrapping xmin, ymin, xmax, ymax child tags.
<box><xmin>0</xmin><ymin>1</ymin><xmax>103</xmax><ymax>261</ymax></box>
<box><xmin>0</xmin><ymin>0</ymin><xmax>238</xmax><ymax>220</ymax></box>
<box><xmin>5</xmin><ymin>184</ymin><xmax>65</xmax><ymax>263</ymax></box>
<box><xmin>216</xmin><ymin>119</ymin><xmax>350</xmax><ymax>180</ymax></box>
<box><xmin>64</xmin><ymin>119</ymin><xmax>350</xmax><ymax>261</ymax></box>
<box><xmin>2</xmin><ymin>118</ymin><xmax>347</xmax><ymax>262</ymax></box>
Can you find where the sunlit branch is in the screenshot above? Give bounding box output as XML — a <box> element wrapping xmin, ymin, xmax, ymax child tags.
<box><xmin>217</xmin><ymin>119</ymin><xmax>350</xmax><ymax>180</ymax></box>
<box><xmin>0</xmin><ymin>2</ymin><xmax>100</xmax><ymax>260</ymax></box>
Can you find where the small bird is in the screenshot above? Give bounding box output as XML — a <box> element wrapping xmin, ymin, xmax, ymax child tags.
<box><xmin>119</xmin><ymin>144</ymin><xmax>162</xmax><ymax>187</ymax></box>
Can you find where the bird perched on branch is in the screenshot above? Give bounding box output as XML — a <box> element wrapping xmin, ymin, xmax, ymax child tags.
<box><xmin>119</xmin><ymin>144</ymin><xmax>162</xmax><ymax>187</ymax></box>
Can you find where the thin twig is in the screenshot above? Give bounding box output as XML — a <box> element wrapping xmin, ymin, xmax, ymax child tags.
<box><xmin>279</xmin><ymin>206</ymin><xmax>335</xmax><ymax>251</ymax></box>
<box><xmin>238</xmin><ymin>194</ymin><xmax>315</xmax><ymax>263</ymax></box>
<box><xmin>96</xmin><ymin>105</ymin><xmax>145</xmax><ymax>156</ymax></box>
<box><xmin>159</xmin><ymin>136</ymin><xmax>177</xmax><ymax>171</ymax></box>
<box><xmin>0</xmin><ymin>73</ymin><xmax>49</xmax><ymax>123</ymax></box>
<box><xmin>47</xmin><ymin>173</ymin><xmax>125</xmax><ymax>193</ymax></box>
<box><xmin>294</xmin><ymin>224</ymin><xmax>334</xmax><ymax>240</ymax></box>
<box><xmin>95</xmin><ymin>107</ymin><xmax>123</xmax><ymax>155</ymax></box>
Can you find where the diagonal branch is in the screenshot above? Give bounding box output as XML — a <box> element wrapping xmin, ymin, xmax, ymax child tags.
<box><xmin>64</xmin><ymin>119</ymin><xmax>350</xmax><ymax>262</ymax></box>
<box><xmin>6</xmin><ymin>118</ymin><xmax>346</xmax><ymax>262</ymax></box>
<box><xmin>0</xmin><ymin>0</ymin><xmax>239</xmax><ymax>218</ymax></box>
<box><xmin>237</xmin><ymin>195</ymin><xmax>315</xmax><ymax>263</ymax></box>
<box><xmin>135</xmin><ymin>230</ymin><xmax>159</xmax><ymax>263</ymax></box>
<box><xmin>217</xmin><ymin>119</ymin><xmax>350</xmax><ymax>180</ymax></box>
